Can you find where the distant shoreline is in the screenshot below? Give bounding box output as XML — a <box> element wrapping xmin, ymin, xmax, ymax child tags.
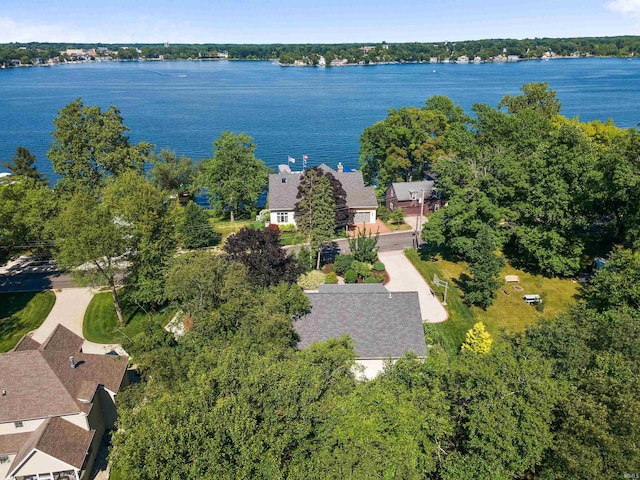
<box><xmin>2</xmin><ymin>55</ymin><xmax>637</xmax><ymax>71</ymax></box>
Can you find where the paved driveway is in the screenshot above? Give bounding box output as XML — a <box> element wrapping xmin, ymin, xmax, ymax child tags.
<box><xmin>378</xmin><ymin>250</ymin><xmax>448</xmax><ymax>323</ymax></box>
<box><xmin>31</xmin><ymin>287</ymin><xmax>126</xmax><ymax>355</ymax></box>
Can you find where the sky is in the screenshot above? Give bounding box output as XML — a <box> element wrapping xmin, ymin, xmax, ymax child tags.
<box><xmin>1</xmin><ymin>0</ymin><xmax>639</xmax><ymax>44</ymax></box>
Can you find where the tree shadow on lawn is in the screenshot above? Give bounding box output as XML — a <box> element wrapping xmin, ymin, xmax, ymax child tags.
<box><xmin>0</xmin><ymin>292</ymin><xmax>38</xmax><ymax>343</ymax></box>
<box><xmin>418</xmin><ymin>244</ymin><xmax>462</xmax><ymax>263</ymax></box>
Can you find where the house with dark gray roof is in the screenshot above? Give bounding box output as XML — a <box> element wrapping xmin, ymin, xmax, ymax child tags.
<box><xmin>385</xmin><ymin>179</ymin><xmax>442</xmax><ymax>215</ymax></box>
<box><xmin>268</xmin><ymin>163</ymin><xmax>378</xmax><ymax>227</ymax></box>
<box><xmin>0</xmin><ymin>325</ymin><xmax>129</xmax><ymax>480</ymax></box>
<box><xmin>294</xmin><ymin>284</ymin><xmax>427</xmax><ymax>379</ymax></box>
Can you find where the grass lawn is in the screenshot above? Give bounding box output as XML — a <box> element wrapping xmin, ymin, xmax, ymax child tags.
<box><xmin>83</xmin><ymin>291</ymin><xmax>175</xmax><ymax>344</ymax></box>
<box><xmin>406</xmin><ymin>250</ymin><xmax>579</xmax><ymax>356</ymax></box>
<box><xmin>280</xmin><ymin>232</ymin><xmax>306</xmax><ymax>246</ymax></box>
<box><xmin>384</xmin><ymin>221</ymin><xmax>412</xmax><ymax>232</ymax></box>
<box><xmin>211</xmin><ymin>219</ymin><xmax>255</xmax><ymax>246</ymax></box>
<box><xmin>0</xmin><ymin>291</ymin><xmax>56</xmax><ymax>352</ymax></box>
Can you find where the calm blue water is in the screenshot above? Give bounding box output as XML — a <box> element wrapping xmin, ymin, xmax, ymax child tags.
<box><xmin>1</xmin><ymin>58</ymin><xmax>639</xmax><ymax>181</ymax></box>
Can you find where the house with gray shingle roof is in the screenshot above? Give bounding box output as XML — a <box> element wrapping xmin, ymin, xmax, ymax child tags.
<box><xmin>268</xmin><ymin>163</ymin><xmax>378</xmax><ymax>227</ymax></box>
<box><xmin>0</xmin><ymin>325</ymin><xmax>129</xmax><ymax>480</ymax></box>
<box><xmin>294</xmin><ymin>284</ymin><xmax>427</xmax><ymax>379</ymax></box>
<box><xmin>385</xmin><ymin>179</ymin><xmax>442</xmax><ymax>215</ymax></box>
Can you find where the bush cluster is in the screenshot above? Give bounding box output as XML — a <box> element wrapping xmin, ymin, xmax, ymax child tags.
<box><xmin>297</xmin><ymin>270</ymin><xmax>326</xmax><ymax>290</ymax></box>
<box><xmin>333</xmin><ymin>254</ymin><xmax>354</xmax><ymax>275</ymax></box>
<box><xmin>324</xmin><ymin>272</ymin><xmax>338</xmax><ymax>284</ymax></box>
<box><xmin>344</xmin><ymin>269</ymin><xmax>358</xmax><ymax>284</ymax></box>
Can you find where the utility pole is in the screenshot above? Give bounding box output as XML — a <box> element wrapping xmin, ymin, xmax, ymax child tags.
<box><xmin>418</xmin><ymin>189</ymin><xmax>425</xmax><ymax>242</ymax></box>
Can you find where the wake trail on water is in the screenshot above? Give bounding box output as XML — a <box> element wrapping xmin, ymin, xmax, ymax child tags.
<box><xmin>141</xmin><ymin>69</ymin><xmax>188</xmax><ymax>78</ymax></box>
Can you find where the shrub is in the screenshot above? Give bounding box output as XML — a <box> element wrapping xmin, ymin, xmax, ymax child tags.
<box><xmin>344</xmin><ymin>269</ymin><xmax>358</xmax><ymax>284</ymax></box>
<box><xmin>351</xmin><ymin>260</ymin><xmax>371</xmax><ymax>278</ymax></box>
<box><xmin>389</xmin><ymin>209</ymin><xmax>405</xmax><ymax>225</ymax></box>
<box><xmin>325</xmin><ymin>272</ymin><xmax>338</xmax><ymax>284</ymax></box>
<box><xmin>377</xmin><ymin>205</ymin><xmax>391</xmax><ymax>222</ymax></box>
<box><xmin>364</xmin><ymin>276</ymin><xmax>380</xmax><ymax>284</ymax></box>
<box><xmin>333</xmin><ymin>254</ymin><xmax>354</xmax><ymax>275</ymax></box>
<box><xmin>257</xmin><ymin>209</ymin><xmax>270</xmax><ymax>222</ymax></box>
<box><xmin>278</xmin><ymin>224</ymin><xmax>297</xmax><ymax>233</ymax></box>
<box><xmin>265</xmin><ymin>223</ymin><xmax>280</xmax><ymax>233</ymax></box>
<box><xmin>297</xmin><ymin>270</ymin><xmax>326</xmax><ymax>290</ymax></box>
<box><xmin>297</xmin><ymin>246</ymin><xmax>313</xmax><ymax>272</ymax></box>
<box><xmin>348</xmin><ymin>229</ymin><xmax>379</xmax><ymax>263</ymax></box>
<box><xmin>372</xmin><ymin>261</ymin><xmax>385</xmax><ymax>272</ymax></box>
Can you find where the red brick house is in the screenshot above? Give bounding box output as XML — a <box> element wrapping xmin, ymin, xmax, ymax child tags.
<box><xmin>385</xmin><ymin>180</ymin><xmax>441</xmax><ymax>215</ymax></box>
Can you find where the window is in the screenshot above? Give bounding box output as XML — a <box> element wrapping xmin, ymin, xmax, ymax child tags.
<box><xmin>276</xmin><ymin>212</ymin><xmax>288</xmax><ymax>224</ymax></box>
<box><xmin>14</xmin><ymin>421</ymin><xmax>23</xmax><ymax>428</ymax></box>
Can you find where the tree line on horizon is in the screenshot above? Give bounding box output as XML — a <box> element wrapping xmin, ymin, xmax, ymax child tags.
<box><xmin>2</xmin><ymin>35</ymin><xmax>640</xmax><ymax>65</ymax></box>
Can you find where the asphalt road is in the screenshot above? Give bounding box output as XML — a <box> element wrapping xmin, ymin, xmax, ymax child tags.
<box><xmin>0</xmin><ymin>271</ymin><xmax>76</xmax><ymax>292</ymax></box>
<box><xmin>1</xmin><ymin>231</ymin><xmax>419</xmax><ymax>293</ymax></box>
<box><xmin>285</xmin><ymin>230</ymin><xmax>419</xmax><ymax>256</ymax></box>
<box><xmin>335</xmin><ymin>230</ymin><xmax>418</xmax><ymax>253</ymax></box>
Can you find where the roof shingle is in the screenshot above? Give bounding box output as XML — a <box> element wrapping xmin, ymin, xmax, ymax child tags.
<box><xmin>10</xmin><ymin>417</ymin><xmax>95</xmax><ymax>473</ymax></box>
<box><xmin>269</xmin><ymin>166</ymin><xmax>377</xmax><ymax>211</ymax></box>
<box><xmin>294</xmin><ymin>287</ymin><xmax>427</xmax><ymax>359</ymax></box>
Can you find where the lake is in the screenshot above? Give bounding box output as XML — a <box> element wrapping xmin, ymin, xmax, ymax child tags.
<box><xmin>1</xmin><ymin>58</ymin><xmax>639</xmax><ymax>180</ymax></box>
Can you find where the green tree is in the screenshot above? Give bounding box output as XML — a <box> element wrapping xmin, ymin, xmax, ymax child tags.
<box><xmin>164</xmin><ymin>251</ymin><xmax>250</xmax><ymax>323</ymax></box>
<box><xmin>47</xmin><ymin>98</ymin><xmax>152</xmax><ymax>193</ymax></box>
<box><xmin>200</xmin><ymin>131</ymin><xmax>269</xmax><ymax>221</ymax></box>
<box><xmin>53</xmin><ymin>193</ymin><xmax>129</xmax><ymax>326</ymax></box>
<box><xmin>295</xmin><ymin>167</ymin><xmax>336</xmax><ymax>269</ymax></box>
<box><xmin>359</xmin><ymin>105</ymin><xmax>448</xmax><ymax>189</ymax></box>
<box><xmin>498</xmin><ymin>82</ymin><xmax>562</xmax><ymax>118</ymax></box>
<box><xmin>176</xmin><ymin>201</ymin><xmax>218</xmax><ymax>249</ymax></box>
<box><xmin>2</xmin><ymin>146</ymin><xmax>48</xmax><ymax>185</ymax></box>
<box><xmin>0</xmin><ymin>178</ymin><xmax>57</xmax><ymax>255</ymax></box>
<box><xmin>442</xmin><ymin>343</ymin><xmax>559</xmax><ymax>479</ymax></box>
<box><xmin>149</xmin><ymin>149</ymin><xmax>199</xmax><ymax>197</ymax></box>
<box><xmin>102</xmin><ymin>171</ymin><xmax>177</xmax><ymax>309</ymax></box>
<box><xmin>463</xmin><ymin>226</ymin><xmax>504</xmax><ymax>308</ymax></box>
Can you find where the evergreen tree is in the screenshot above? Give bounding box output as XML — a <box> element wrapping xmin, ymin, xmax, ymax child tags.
<box><xmin>177</xmin><ymin>201</ymin><xmax>218</xmax><ymax>249</ymax></box>
<box><xmin>347</xmin><ymin>228</ymin><xmax>379</xmax><ymax>263</ymax></box>
<box><xmin>295</xmin><ymin>167</ymin><xmax>336</xmax><ymax>269</ymax></box>
<box><xmin>2</xmin><ymin>146</ymin><xmax>48</xmax><ymax>185</ymax></box>
<box><xmin>464</xmin><ymin>226</ymin><xmax>504</xmax><ymax>308</ymax></box>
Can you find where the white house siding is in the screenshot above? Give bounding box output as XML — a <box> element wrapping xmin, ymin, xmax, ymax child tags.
<box><xmin>352</xmin><ymin>209</ymin><xmax>377</xmax><ymax>225</ymax></box>
<box><xmin>269</xmin><ymin>211</ymin><xmax>296</xmax><ymax>227</ymax></box>
<box><xmin>0</xmin><ymin>455</ymin><xmax>15</xmax><ymax>479</ymax></box>
<box><xmin>353</xmin><ymin>359</ymin><xmax>388</xmax><ymax>380</ymax></box>
<box><xmin>0</xmin><ymin>418</ymin><xmax>44</xmax><ymax>435</ymax></box>
<box><xmin>12</xmin><ymin>450</ymin><xmax>75</xmax><ymax>478</ymax></box>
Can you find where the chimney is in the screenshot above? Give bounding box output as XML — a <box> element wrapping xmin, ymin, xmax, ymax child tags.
<box><xmin>337</xmin><ymin>162</ymin><xmax>343</xmax><ymax>173</ymax></box>
<box><xmin>69</xmin><ymin>355</ymin><xmax>76</xmax><ymax>369</ymax></box>
<box><xmin>2</xmin><ymin>389</ymin><xmax>6</xmax><ymax>396</ymax></box>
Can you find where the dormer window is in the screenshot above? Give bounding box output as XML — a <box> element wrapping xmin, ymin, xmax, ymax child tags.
<box><xmin>281</xmin><ymin>178</ymin><xmax>287</xmax><ymax>183</ymax></box>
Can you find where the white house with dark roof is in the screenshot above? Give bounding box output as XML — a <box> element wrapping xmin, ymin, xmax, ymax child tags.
<box><xmin>294</xmin><ymin>284</ymin><xmax>427</xmax><ymax>379</ymax></box>
<box><xmin>0</xmin><ymin>325</ymin><xmax>129</xmax><ymax>480</ymax></box>
<box><xmin>268</xmin><ymin>163</ymin><xmax>378</xmax><ymax>227</ymax></box>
